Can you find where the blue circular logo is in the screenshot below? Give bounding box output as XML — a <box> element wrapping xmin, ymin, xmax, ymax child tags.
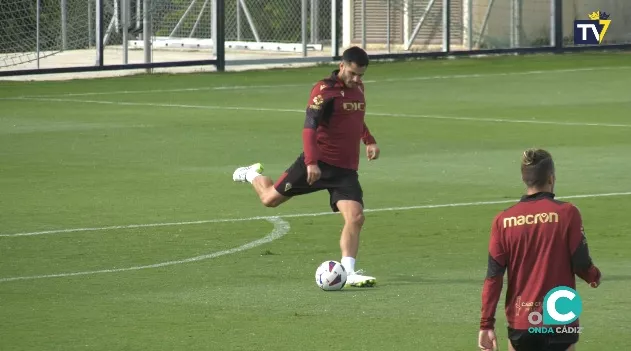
<box><xmin>542</xmin><ymin>286</ymin><xmax>582</xmax><ymax>325</ymax></box>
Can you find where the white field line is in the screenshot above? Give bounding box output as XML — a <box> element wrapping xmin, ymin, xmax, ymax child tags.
<box><xmin>3</xmin><ymin>191</ymin><xmax>631</xmax><ymax>238</ymax></box>
<box><xmin>9</xmin><ymin>97</ymin><xmax>631</xmax><ymax>128</ymax></box>
<box><xmin>0</xmin><ymin>217</ymin><xmax>290</xmax><ymax>283</ymax></box>
<box><xmin>4</xmin><ymin>65</ymin><xmax>630</xmax><ymax>99</ymax></box>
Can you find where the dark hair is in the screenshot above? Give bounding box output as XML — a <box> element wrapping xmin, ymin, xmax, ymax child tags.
<box><xmin>342</xmin><ymin>46</ymin><xmax>369</xmax><ymax>67</ymax></box>
<box><xmin>521</xmin><ymin>148</ymin><xmax>555</xmax><ymax>188</ymax></box>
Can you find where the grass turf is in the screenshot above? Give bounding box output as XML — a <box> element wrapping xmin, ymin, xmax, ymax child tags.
<box><xmin>1</xmin><ymin>52</ymin><xmax>630</xmax><ymax>350</ymax></box>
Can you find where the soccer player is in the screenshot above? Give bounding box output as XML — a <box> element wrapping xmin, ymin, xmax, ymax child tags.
<box><xmin>232</xmin><ymin>46</ymin><xmax>379</xmax><ymax>287</ymax></box>
<box><xmin>478</xmin><ymin>148</ymin><xmax>602</xmax><ymax>351</ymax></box>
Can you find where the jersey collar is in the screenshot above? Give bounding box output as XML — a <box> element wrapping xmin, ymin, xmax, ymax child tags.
<box><xmin>520</xmin><ymin>192</ymin><xmax>555</xmax><ymax>202</ymax></box>
<box><xmin>331</xmin><ymin>70</ymin><xmax>346</xmax><ymax>88</ymax></box>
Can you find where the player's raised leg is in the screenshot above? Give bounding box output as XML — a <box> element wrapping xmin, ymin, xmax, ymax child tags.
<box><xmin>336</xmin><ymin>199</ymin><xmax>376</xmax><ymax>287</ymax></box>
<box><xmin>232</xmin><ymin>163</ymin><xmax>289</xmax><ymax>208</ymax></box>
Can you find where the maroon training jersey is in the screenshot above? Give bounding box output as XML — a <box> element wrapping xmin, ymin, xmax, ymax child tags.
<box><xmin>480</xmin><ymin>192</ymin><xmax>601</xmax><ymax>330</ymax></box>
<box><xmin>302</xmin><ymin>70</ymin><xmax>376</xmax><ymax>171</ymax></box>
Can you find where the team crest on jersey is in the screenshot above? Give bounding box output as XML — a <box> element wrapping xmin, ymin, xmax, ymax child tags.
<box><xmin>309</xmin><ymin>94</ymin><xmax>324</xmax><ymax>110</ymax></box>
<box><xmin>320</xmin><ymin>84</ymin><xmax>327</xmax><ymax>91</ymax></box>
<box><xmin>340</xmin><ymin>90</ymin><xmax>344</xmax><ymax>97</ymax></box>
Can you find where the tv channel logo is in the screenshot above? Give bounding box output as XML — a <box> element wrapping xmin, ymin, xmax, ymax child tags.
<box><xmin>574</xmin><ymin>11</ymin><xmax>611</xmax><ymax>45</ymax></box>
<box><xmin>528</xmin><ymin>286</ymin><xmax>584</xmax><ymax>334</ymax></box>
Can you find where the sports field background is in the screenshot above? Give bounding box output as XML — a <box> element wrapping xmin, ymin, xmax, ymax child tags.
<box><xmin>1</xmin><ymin>52</ymin><xmax>630</xmax><ymax>350</ymax></box>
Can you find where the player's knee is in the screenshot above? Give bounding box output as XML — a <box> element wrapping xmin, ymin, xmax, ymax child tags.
<box><xmin>261</xmin><ymin>196</ymin><xmax>280</xmax><ymax>208</ymax></box>
<box><xmin>261</xmin><ymin>192</ymin><xmax>284</xmax><ymax>208</ymax></box>
<box><xmin>346</xmin><ymin>212</ymin><xmax>365</xmax><ymax>227</ymax></box>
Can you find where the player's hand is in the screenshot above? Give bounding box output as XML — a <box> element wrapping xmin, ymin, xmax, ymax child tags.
<box><xmin>306</xmin><ymin>164</ymin><xmax>321</xmax><ymax>185</ymax></box>
<box><xmin>478</xmin><ymin>329</ymin><xmax>499</xmax><ymax>351</ymax></box>
<box><xmin>589</xmin><ymin>268</ymin><xmax>602</xmax><ymax>288</ymax></box>
<box><xmin>366</xmin><ymin>143</ymin><xmax>380</xmax><ymax>161</ymax></box>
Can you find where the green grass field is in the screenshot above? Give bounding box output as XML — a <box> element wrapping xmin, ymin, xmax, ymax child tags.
<box><xmin>1</xmin><ymin>52</ymin><xmax>630</xmax><ymax>351</ymax></box>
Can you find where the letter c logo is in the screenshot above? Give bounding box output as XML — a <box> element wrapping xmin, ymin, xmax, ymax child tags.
<box><xmin>543</xmin><ymin>286</ymin><xmax>582</xmax><ymax>325</ymax></box>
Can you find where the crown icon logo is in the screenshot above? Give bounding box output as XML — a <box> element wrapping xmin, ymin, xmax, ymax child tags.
<box><xmin>588</xmin><ymin>11</ymin><xmax>610</xmax><ymax>20</ymax></box>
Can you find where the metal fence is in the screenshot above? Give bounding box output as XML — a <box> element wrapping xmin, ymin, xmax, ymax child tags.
<box><xmin>1</xmin><ymin>0</ymin><xmax>630</xmax><ymax>77</ymax></box>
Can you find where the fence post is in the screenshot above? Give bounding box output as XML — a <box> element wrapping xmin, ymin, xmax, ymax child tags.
<box><xmin>143</xmin><ymin>0</ymin><xmax>151</xmax><ymax>72</ymax></box>
<box><xmin>361</xmin><ymin>0</ymin><xmax>366</xmax><ymax>49</ymax></box>
<box><xmin>96</xmin><ymin>0</ymin><xmax>104</xmax><ymax>66</ymax></box>
<box><xmin>88</xmin><ymin>0</ymin><xmax>92</xmax><ymax>47</ymax></box>
<box><xmin>515</xmin><ymin>0</ymin><xmax>522</xmax><ymax>47</ymax></box>
<box><xmin>553</xmin><ymin>0</ymin><xmax>563</xmax><ymax>51</ymax></box>
<box><xmin>510</xmin><ymin>0</ymin><xmax>515</xmax><ymax>47</ymax></box>
<box><xmin>311</xmin><ymin>0</ymin><xmax>319</xmax><ymax>44</ymax></box>
<box><xmin>61</xmin><ymin>0</ymin><xmax>67</xmax><ymax>50</ymax></box>
<box><xmin>216</xmin><ymin>0</ymin><xmax>225</xmax><ymax>71</ymax></box>
<box><xmin>122</xmin><ymin>0</ymin><xmax>128</xmax><ymax>64</ymax></box>
<box><xmin>302</xmin><ymin>0</ymin><xmax>307</xmax><ymax>57</ymax></box>
<box><xmin>212</xmin><ymin>0</ymin><xmax>217</xmax><ymax>55</ymax></box>
<box><xmin>466</xmin><ymin>0</ymin><xmax>472</xmax><ymax>50</ymax></box>
<box><xmin>331</xmin><ymin>0</ymin><xmax>339</xmax><ymax>58</ymax></box>
<box><xmin>236</xmin><ymin>0</ymin><xmax>241</xmax><ymax>40</ymax></box>
<box><xmin>386</xmin><ymin>0</ymin><xmax>390</xmax><ymax>53</ymax></box>
<box><xmin>443</xmin><ymin>0</ymin><xmax>450</xmax><ymax>53</ymax></box>
<box><xmin>36</xmin><ymin>0</ymin><xmax>41</xmax><ymax>69</ymax></box>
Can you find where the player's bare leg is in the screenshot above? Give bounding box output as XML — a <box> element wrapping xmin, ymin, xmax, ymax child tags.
<box><xmin>337</xmin><ymin>200</ymin><xmax>364</xmax><ymax>258</ymax></box>
<box><xmin>251</xmin><ymin>176</ymin><xmax>289</xmax><ymax>207</ymax></box>
<box><xmin>336</xmin><ymin>200</ymin><xmax>376</xmax><ymax>287</ymax></box>
<box><xmin>232</xmin><ymin>163</ymin><xmax>289</xmax><ymax>208</ymax></box>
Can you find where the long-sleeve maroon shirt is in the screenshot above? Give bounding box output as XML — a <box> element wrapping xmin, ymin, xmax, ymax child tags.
<box><xmin>302</xmin><ymin>70</ymin><xmax>376</xmax><ymax>171</ymax></box>
<box><xmin>480</xmin><ymin>192</ymin><xmax>601</xmax><ymax>330</ymax></box>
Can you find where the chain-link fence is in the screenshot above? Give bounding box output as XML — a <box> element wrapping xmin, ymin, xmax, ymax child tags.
<box><xmin>0</xmin><ymin>0</ymin><xmax>336</xmax><ymax>74</ymax></box>
<box><xmin>0</xmin><ymin>0</ymin><xmax>92</xmax><ymax>69</ymax></box>
<box><xmin>346</xmin><ymin>0</ymin><xmax>631</xmax><ymax>56</ymax></box>
<box><xmin>1</xmin><ymin>0</ymin><xmax>630</xmax><ymax>77</ymax></box>
<box><xmin>348</xmin><ymin>0</ymin><xmax>551</xmax><ymax>54</ymax></box>
<box><xmin>564</xmin><ymin>0</ymin><xmax>631</xmax><ymax>46</ymax></box>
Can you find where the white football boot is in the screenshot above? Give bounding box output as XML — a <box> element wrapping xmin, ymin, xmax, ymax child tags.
<box><xmin>346</xmin><ymin>269</ymin><xmax>377</xmax><ymax>287</ymax></box>
<box><xmin>232</xmin><ymin>162</ymin><xmax>264</xmax><ymax>183</ymax></box>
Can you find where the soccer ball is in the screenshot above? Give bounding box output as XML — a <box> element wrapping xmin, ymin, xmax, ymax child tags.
<box><xmin>315</xmin><ymin>260</ymin><xmax>347</xmax><ymax>291</ymax></box>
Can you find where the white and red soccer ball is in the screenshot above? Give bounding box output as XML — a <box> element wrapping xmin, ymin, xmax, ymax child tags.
<box><xmin>315</xmin><ymin>260</ymin><xmax>347</xmax><ymax>291</ymax></box>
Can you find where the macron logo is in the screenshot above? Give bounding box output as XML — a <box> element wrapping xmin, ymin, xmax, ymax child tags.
<box><xmin>503</xmin><ymin>212</ymin><xmax>559</xmax><ymax>228</ymax></box>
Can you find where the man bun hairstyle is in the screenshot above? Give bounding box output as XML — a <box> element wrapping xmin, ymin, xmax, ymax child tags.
<box><xmin>521</xmin><ymin>148</ymin><xmax>555</xmax><ymax>188</ymax></box>
<box><xmin>342</xmin><ymin>46</ymin><xmax>369</xmax><ymax>67</ymax></box>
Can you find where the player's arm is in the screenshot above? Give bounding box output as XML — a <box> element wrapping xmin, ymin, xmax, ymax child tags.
<box><xmin>303</xmin><ymin>84</ymin><xmax>335</xmax><ymax>165</ymax></box>
<box><xmin>567</xmin><ymin>205</ymin><xmax>601</xmax><ymax>287</ymax></box>
<box><xmin>361</xmin><ymin>122</ymin><xmax>379</xmax><ymax>160</ymax></box>
<box><xmin>361</xmin><ymin>122</ymin><xmax>376</xmax><ymax>145</ymax></box>
<box><xmin>359</xmin><ymin>83</ymin><xmax>375</xmax><ymax>146</ymax></box>
<box><xmin>480</xmin><ymin>217</ymin><xmax>507</xmax><ymax>331</ymax></box>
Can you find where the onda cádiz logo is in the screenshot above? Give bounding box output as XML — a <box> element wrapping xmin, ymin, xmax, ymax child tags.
<box><xmin>528</xmin><ymin>286</ymin><xmax>584</xmax><ymax>334</ymax></box>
